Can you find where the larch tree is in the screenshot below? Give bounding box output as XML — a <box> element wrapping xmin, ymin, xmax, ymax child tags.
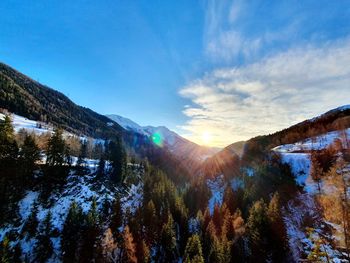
<box><xmin>183</xmin><ymin>234</ymin><xmax>204</xmax><ymax>263</ymax></box>
<box><xmin>122</xmin><ymin>225</ymin><xmax>137</xmax><ymax>263</ymax></box>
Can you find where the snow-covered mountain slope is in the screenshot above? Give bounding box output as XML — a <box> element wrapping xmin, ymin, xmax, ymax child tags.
<box><xmin>0</xmin><ymin>112</ymin><xmax>53</xmax><ymax>135</ymax></box>
<box><xmin>273</xmin><ymin>128</ymin><xmax>350</xmax><ymax>153</ymax></box>
<box><xmin>106</xmin><ymin>114</ymin><xmax>220</xmax><ymax>163</ymax></box>
<box><xmin>274</xmin><ymin>128</ymin><xmax>350</xmax><ymax>261</ymax></box>
<box><xmin>0</xmin><ymin>164</ymin><xmax>144</xmax><ymax>262</ymax></box>
<box><xmin>105</xmin><ymin>114</ymin><xmax>146</xmax><ymax>135</ymax></box>
<box><xmin>273</xmin><ymin>127</ymin><xmax>350</xmax><ymax>193</ymax></box>
<box><xmin>0</xmin><ymin>112</ymin><xmax>105</xmax><ymax>145</ymax></box>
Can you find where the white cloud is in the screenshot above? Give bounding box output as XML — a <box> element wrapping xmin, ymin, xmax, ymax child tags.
<box><xmin>204</xmin><ymin>0</ymin><xmax>263</xmax><ymax>61</ymax></box>
<box><xmin>179</xmin><ymin>39</ymin><xmax>350</xmax><ymax>147</ymax></box>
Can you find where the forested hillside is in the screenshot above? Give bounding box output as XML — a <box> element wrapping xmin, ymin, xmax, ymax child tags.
<box><xmin>0</xmin><ymin>62</ymin><xmax>191</xmax><ymax>183</ymax></box>
<box><xmin>0</xmin><ymin>63</ymin><xmax>350</xmax><ymax>262</ymax></box>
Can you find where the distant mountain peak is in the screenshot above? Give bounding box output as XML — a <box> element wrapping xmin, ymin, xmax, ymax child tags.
<box><xmin>106</xmin><ymin>114</ymin><xmax>220</xmax><ymax>163</ymax></box>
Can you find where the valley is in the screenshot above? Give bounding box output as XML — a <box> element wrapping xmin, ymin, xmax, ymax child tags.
<box><xmin>0</xmin><ymin>63</ymin><xmax>350</xmax><ymax>262</ymax></box>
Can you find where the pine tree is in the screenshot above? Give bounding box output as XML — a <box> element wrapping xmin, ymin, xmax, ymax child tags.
<box><xmin>247</xmin><ymin>199</ymin><xmax>269</xmax><ymax>261</ymax></box>
<box><xmin>223</xmin><ymin>186</ymin><xmax>237</xmax><ymax>214</ymax></box>
<box><xmin>46</xmin><ymin>129</ymin><xmax>66</xmax><ymax>166</ymax></box>
<box><xmin>160</xmin><ymin>213</ymin><xmax>177</xmax><ymax>261</ymax></box>
<box><xmin>212</xmin><ymin>204</ymin><xmax>222</xmax><ymax>234</ymax></box>
<box><xmin>0</xmin><ymin>115</ymin><xmax>18</xmax><ymax>165</ymax></box>
<box><xmin>136</xmin><ymin>240</ymin><xmax>150</xmax><ymax>263</ymax></box>
<box><xmin>34</xmin><ymin>211</ymin><xmax>53</xmax><ymax>263</ymax></box>
<box><xmin>19</xmin><ymin>134</ymin><xmax>41</xmax><ymax>177</ymax></box>
<box><xmin>143</xmin><ymin>200</ymin><xmax>157</xmax><ymax>245</ymax></box>
<box><xmin>184</xmin><ymin>234</ymin><xmax>204</xmax><ymax>263</ymax></box>
<box><xmin>22</xmin><ymin>202</ymin><xmax>39</xmax><ymax>239</ymax></box>
<box><xmin>97</xmin><ymin>155</ymin><xmax>106</xmax><ymax>178</ymax></box>
<box><xmin>61</xmin><ymin>201</ymin><xmax>84</xmax><ymax>263</ymax></box>
<box><xmin>122</xmin><ymin>225</ymin><xmax>137</xmax><ymax>263</ymax></box>
<box><xmin>100</xmin><ymin>228</ymin><xmax>118</xmax><ymax>262</ymax></box>
<box><xmin>108</xmin><ymin>136</ymin><xmax>126</xmax><ymax>184</ymax></box>
<box><xmin>80</xmin><ymin>197</ymin><xmax>100</xmax><ymax>262</ymax></box>
<box><xmin>110</xmin><ymin>198</ymin><xmax>123</xmax><ymax>238</ymax></box>
<box><xmin>267</xmin><ymin>192</ymin><xmax>287</xmax><ymax>261</ymax></box>
<box><xmin>76</xmin><ymin>140</ymin><xmax>87</xmax><ymax>168</ymax></box>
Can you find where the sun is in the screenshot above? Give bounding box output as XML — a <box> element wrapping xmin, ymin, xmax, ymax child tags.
<box><xmin>201</xmin><ymin>131</ymin><xmax>212</xmax><ymax>145</ymax></box>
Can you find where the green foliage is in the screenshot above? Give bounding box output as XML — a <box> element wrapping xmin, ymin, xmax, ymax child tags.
<box><xmin>160</xmin><ymin>213</ymin><xmax>177</xmax><ymax>261</ymax></box>
<box><xmin>61</xmin><ymin>201</ymin><xmax>84</xmax><ymax>262</ymax></box>
<box><xmin>19</xmin><ymin>134</ymin><xmax>41</xmax><ymax>177</ymax></box>
<box><xmin>46</xmin><ymin>129</ymin><xmax>66</xmax><ymax>167</ymax></box>
<box><xmin>184</xmin><ymin>178</ymin><xmax>211</xmax><ymax>216</ymax></box>
<box><xmin>79</xmin><ymin>197</ymin><xmax>101</xmax><ymax>262</ymax></box>
<box><xmin>108</xmin><ymin>137</ymin><xmax>127</xmax><ymax>184</ymax></box>
<box><xmin>0</xmin><ymin>115</ymin><xmax>18</xmax><ymax>165</ymax></box>
<box><xmin>247</xmin><ymin>199</ymin><xmax>269</xmax><ymax>260</ymax></box>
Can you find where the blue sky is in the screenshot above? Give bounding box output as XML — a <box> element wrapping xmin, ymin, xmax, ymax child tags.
<box><xmin>1</xmin><ymin>0</ymin><xmax>350</xmax><ymax>147</ymax></box>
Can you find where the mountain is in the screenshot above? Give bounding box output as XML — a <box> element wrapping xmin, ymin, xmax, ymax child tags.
<box><xmin>1</xmin><ymin>61</ymin><xmax>350</xmax><ymax>262</ymax></box>
<box><xmin>0</xmin><ymin>62</ymin><xmax>192</xmax><ymax>182</ymax></box>
<box><xmin>242</xmin><ymin>104</ymin><xmax>350</xmax><ymax>163</ymax></box>
<box><xmin>203</xmin><ymin>105</ymin><xmax>350</xmax><ymax>179</ymax></box>
<box><xmin>107</xmin><ymin>114</ymin><xmax>220</xmax><ymax>169</ymax></box>
<box><xmin>105</xmin><ymin>114</ymin><xmax>146</xmax><ymax>135</ymax></box>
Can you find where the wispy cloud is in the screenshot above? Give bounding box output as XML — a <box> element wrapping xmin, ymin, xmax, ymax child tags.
<box><xmin>204</xmin><ymin>0</ymin><xmax>260</xmax><ymax>61</ymax></box>
<box><xmin>179</xmin><ymin>39</ymin><xmax>350</xmax><ymax>147</ymax></box>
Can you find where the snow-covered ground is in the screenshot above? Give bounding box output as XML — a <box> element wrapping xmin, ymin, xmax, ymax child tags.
<box><xmin>273</xmin><ymin>128</ymin><xmax>350</xmax><ymax>153</ymax></box>
<box><xmin>275</xmin><ymin>128</ymin><xmax>350</xmax><ymax>262</ymax></box>
<box><xmin>0</xmin><ymin>165</ymin><xmax>144</xmax><ymax>261</ymax></box>
<box><xmin>207</xmin><ymin>174</ymin><xmax>226</xmax><ymax>214</ymax></box>
<box><xmin>0</xmin><ymin>112</ymin><xmax>53</xmax><ymax>135</ymax></box>
<box><xmin>283</xmin><ymin>193</ymin><xmax>344</xmax><ymax>262</ymax></box>
<box><xmin>207</xmin><ymin>174</ymin><xmax>245</xmax><ymax>214</ymax></box>
<box><xmin>273</xmin><ymin>128</ymin><xmax>350</xmax><ymax>194</ymax></box>
<box><xmin>0</xmin><ymin>112</ymin><xmax>106</xmax><ymax>146</ymax></box>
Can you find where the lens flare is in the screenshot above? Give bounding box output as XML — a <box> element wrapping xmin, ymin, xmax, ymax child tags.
<box><xmin>151</xmin><ymin>132</ymin><xmax>163</xmax><ymax>147</ymax></box>
<box><xmin>201</xmin><ymin>131</ymin><xmax>212</xmax><ymax>145</ymax></box>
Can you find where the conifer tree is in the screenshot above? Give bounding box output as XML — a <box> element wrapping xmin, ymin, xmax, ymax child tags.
<box><xmin>143</xmin><ymin>200</ymin><xmax>157</xmax><ymax>244</ymax></box>
<box><xmin>184</xmin><ymin>234</ymin><xmax>204</xmax><ymax>263</ymax></box>
<box><xmin>97</xmin><ymin>155</ymin><xmax>106</xmax><ymax>178</ymax></box>
<box><xmin>223</xmin><ymin>186</ymin><xmax>237</xmax><ymax>214</ymax></box>
<box><xmin>110</xmin><ymin>198</ymin><xmax>123</xmax><ymax>238</ymax></box>
<box><xmin>61</xmin><ymin>201</ymin><xmax>84</xmax><ymax>263</ymax></box>
<box><xmin>80</xmin><ymin>197</ymin><xmax>100</xmax><ymax>262</ymax></box>
<box><xmin>247</xmin><ymin>199</ymin><xmax>269</xmax><ymax>261</ymax></box>
<box><xmin>76</xmin><ymin>140</ymin><xmax>87</xmax><ymax>168</ymax></box>
<box><xmin>122</xmin><ymin>225</ymin><xmax>137</xmax><ymax>263</ymax></box>
<box><xmin>136</xmin><ymin>240</ymin><xmax>150</xmax><ymax>263</ymax></box>
<box><xmin>160</xmin><ymin>213</ymin><xmax>177</xmax><ymax>261</ymax></box>
<box><xmin>34</xmin><ymin>211</ymin><xmax>53</xmax><ymax>263</ymax></box>
<box><xmin>0</xmin><ymin>115</ymin><xmax>18</xmax><ymax>165</ymax></box>
<box><xmin>19</xmin><ymin>134</ymin><xmax>41</xmax><ymax>177</ymax></box>
<box><xmin>108</xmin><ymin>136</ymin><xmax>126</xmax><ymax>184</ymax></box>
<box><xmin>100</xmin><ymin>228</ymin><xmax>118</xmax><ymax>262</ymax></box>
<box><xmin>46</xmin><ymin>129</ymin><xmax>66</xmax><ymax>166</ymax></box>
<box><xmin>22</xmin><ymin>202</ymin><xmax>39</xmax><ymax>238</ymax></box>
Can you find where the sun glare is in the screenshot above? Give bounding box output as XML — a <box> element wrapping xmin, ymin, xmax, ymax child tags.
<box><xmin>201</xmin><ymin>131</ymin><xmax>212</xmax><ymax>145</ymax></box>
